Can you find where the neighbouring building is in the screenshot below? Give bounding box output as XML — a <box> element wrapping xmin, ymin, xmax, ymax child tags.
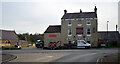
<box><xmin>44</xmin><ymin>25</ymin><xmax>62</xmax><ymax>47</ymax></box>
<box><xmin>98</xmin><ymin>31</ymin><xmax>119</xmax><ymax>47</ymax></box>
<box><xmin>0</xmin><ymin>30</ymin><xmax>19</xmax><ymax>47</ymax></box>
<box><xmin>44</xmin><ymin>6</ymin><xmax>98</xmax><ymax>47</ymax></box>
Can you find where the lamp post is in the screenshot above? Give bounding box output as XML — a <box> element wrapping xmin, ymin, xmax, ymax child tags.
<box><xmin>107</xmin><ymin>21</ymin><xmax>109</xmax><ymax>46</ymax></box>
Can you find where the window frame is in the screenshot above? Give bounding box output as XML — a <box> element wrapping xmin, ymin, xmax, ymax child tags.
<box><xmin>68</xmin><ymin>21</ymin><xmax>72</xmax><ymax>26</ymax></box>
<box><xmin>87</xmin><ymin>28</ymin><xmax>91</xmax><ymax>36</ymax></box>
<box><xmin>86</xmin><ymin>21</ymin><xmax>91</xmax><ymax>25</ymax></box>
<box><xmin>68</xmin><ymin>29</ymin><xmax>72</xmax><ymax>36</ymax></box>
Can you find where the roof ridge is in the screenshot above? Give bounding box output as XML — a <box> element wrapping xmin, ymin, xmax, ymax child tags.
<box><xmin>49</xmin><ymin>25</ymin><xmax>61</xmax><ymax>26</ymax></box>
<box><xmin>0</xmin><ymin>29</ymin><xmax>15</xmax><ymax>32</ymax></box>
<box><xmin>67</xmin><ymin>12</ymin><xmax>95</xmax><ymax>14</ymax></box>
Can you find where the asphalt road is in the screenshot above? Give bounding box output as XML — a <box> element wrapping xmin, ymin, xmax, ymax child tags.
<box><xmin>1</xmin><ymin>48</ymin><xmax>118</xmax><ymax>63</ymax></box>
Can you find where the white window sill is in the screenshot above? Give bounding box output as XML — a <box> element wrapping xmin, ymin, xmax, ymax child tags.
<box><xmin>77</xmin><ymin>24</ymin><xmax>82</xmax><ymax>26</ymax></box>
<box><xmin>86</xmin><ymin>24</ymin><xmax>91</xmax><ymax>25</ymax></box>
<box><xmin>77</xmin><ymin>35</ymin><xmax>82</xmax><ymax>36</ymax></box>
<box><xmin>87</xmin><ymin>35</ymin><xmax>91</xmax><ymax>36</ymax></box>
<box><xmin>68</xmin><ymin>24</ymin><xmax>72</xmax><ymax>26</ymax></box>
<box><xmin>68</xmin><ymin>35</ymin><xmax>72</xmax><ymax>37</ymax></box>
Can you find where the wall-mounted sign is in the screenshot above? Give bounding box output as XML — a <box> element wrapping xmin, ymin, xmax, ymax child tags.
<box><xmin>76</xmin><ymin>27</ymin><xmax>83</xmax><ymax>34</ymax></box>
<box><xmin>49</xmin><ymin>35</ymin><xmax>57</xmax><ymax>37</ymax></box>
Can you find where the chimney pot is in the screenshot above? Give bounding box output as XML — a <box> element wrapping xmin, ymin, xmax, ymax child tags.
<box><xmin>80</xmin><ymin>9</ymin><xmax>82</xmax><ymax>13</ymax></box>
<box><xmin>64</xmin><ymin>10</ymin><xmax>67</xmax><ymax>14</ymax></box>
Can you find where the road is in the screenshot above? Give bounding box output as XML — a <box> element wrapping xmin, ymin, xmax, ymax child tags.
<box><xmin>1</xmin><ymin>48</ymin><xmax>118</xmax><ymax>63</ymax></box>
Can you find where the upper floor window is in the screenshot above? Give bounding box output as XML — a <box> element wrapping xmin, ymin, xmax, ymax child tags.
<box><xmin>68</xmin><ymin>29</ymin><xmax>72</xmax><ymax>35</ymax></box>
<box><xmin>87</xmin><ymin>28</ymin><xmax>91</xmax><ymax>35</ymax></box>
<box><xmin>86</xmin><ymin>21</ymin><xmax>91</xmax><ymax>25</ymax></box>
<box><xmin>78</xmin><ymin>21</ymin><xmax>82</xmax><ymax>26</ymax></box>
<box><xmin>68</xmin><ymin>21</ymin><xmax>72</xmax><ymax>26</ymax></box>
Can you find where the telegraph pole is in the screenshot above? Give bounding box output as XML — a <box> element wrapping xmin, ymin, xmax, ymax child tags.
<box><xmin>107</xmin><ymin>21</ymin><xmax>109</xmax><ymax>46</ymax></box>
<box><xmin>116</xmin><ymin>25</ymin><xmax>118</xmax><ymax>31</ymax></box>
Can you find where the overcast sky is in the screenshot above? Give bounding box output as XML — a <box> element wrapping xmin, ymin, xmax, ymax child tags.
<box><xmin>1</xmin><ymin>0</ymin><xmax>119</xmax><ymax>34</ymax></box>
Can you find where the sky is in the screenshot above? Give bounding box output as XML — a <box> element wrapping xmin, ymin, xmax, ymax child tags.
<box><xmin>0</xmin><ymin>0</ymin><xmax>120</xmax><ymax>34</ymax></box>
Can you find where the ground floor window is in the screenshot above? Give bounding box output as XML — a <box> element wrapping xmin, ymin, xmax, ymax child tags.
<box><xmin>68</xmin><ymin>41</ymin><xmax>72</xmax><ymax>44</ymax></box>
<box><xmin>87</xmin><ymin>40</ymin><xmax>91</xmax><ymax>44</ymax></box>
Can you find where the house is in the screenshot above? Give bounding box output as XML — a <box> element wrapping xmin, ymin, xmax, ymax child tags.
<box><xmin>44</xmin><ymin>6</ymin><xmax>98</xmax><ymax>47</ymax></box>
<box><xmin>0</xmin><ymin>30</ymin><xmax>19</xmax><ymax>47</ymax></box>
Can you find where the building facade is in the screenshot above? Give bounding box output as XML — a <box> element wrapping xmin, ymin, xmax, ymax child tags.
<box><xmin>44</xmin><ymin>25</ymin><xmax>62</xmax><ymax>47</ymax></box>
<box><xmin>44</xmin><ymin>6</ymin><xmax>98</xmax><ymax>47</ymax></box>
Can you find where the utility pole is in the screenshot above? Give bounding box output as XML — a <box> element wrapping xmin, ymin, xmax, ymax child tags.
<box><xmin>116</xmin><ymin>25</ymin><xmax>118</xmax><ymax>31</ymax></box>
<box><xmin>107</xmin><ymin>21</ymin><xmax>109</xmax><ymax>46</ymax></box>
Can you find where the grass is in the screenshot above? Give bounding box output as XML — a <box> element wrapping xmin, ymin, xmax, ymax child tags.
<box><xmin>2</xmin><ymin>48</ymin><xmax>21</xmax><ymax>50</ymax></box>
<box><xmin>100</xmin><ymin>46</ymin><xmax>120</xmax><ymax>48</ymax></box>
<box><xmin>1</xmin><ymin>46</ymin><xmax>21</xmax><ymax>50</ymax></box>
<box><xmin>118</xmin><ymin>53</ymin><xmax>120</xmax><ymax>61</ymax></box>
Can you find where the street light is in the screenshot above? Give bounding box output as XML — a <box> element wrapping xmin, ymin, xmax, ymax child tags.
<box><xmin>107</xmin><ymin>21</ymin><xmax>109</xmax><ymax>46</ymax></box>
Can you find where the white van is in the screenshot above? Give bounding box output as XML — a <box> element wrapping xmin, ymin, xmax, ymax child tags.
<box><xmin>77</xmin><ymin>40</ymin><xmax>91</xmax><ymax>48</ymax></box>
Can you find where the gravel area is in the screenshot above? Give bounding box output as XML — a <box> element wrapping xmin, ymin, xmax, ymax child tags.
<box><xmin>2</xmin><ymin>54</ymin><xmax>17</xmax><ymax>64</ymax></box>
<box><xmin>97</xmin><ymin>53</ymin><xmax>120</xmax><ymax>64</ymax></box>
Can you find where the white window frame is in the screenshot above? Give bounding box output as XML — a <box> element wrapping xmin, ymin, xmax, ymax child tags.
<box><xmin>77</xmin><ymin>34</ymin><xmax>82</xmax><ymax>37</ymax></box>
<box><xmin>86</xmin><ymin>21</ymin><xmax>91</xmax><ymax>25</ymax></box>
<box><xmin>68</xmin><ymin>29</ymin><xmax>72</xmax><ymax>36</ymax></box>
<box><xmin>81</xmin><ymin>18</ymin><xmax>84</xmax><ymax>20</ymax></box>
<box><xmin>77</xmin><ymin>24</ymin><xmax>82</xmax><ymax>26</ymax></box>
<box><xmin>68</xmin><ymin>21</ymin><xmax>72</xmax><ymax>26</ymax></box>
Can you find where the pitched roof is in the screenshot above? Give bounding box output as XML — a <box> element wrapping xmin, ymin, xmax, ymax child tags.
<box><xmin>0</xmin><ymin>30</ymin><xmax>18</xmax><ymax>40</ymax></box>
<box><xmin>61</xmin><ymin>12</ymin><xmax>97</xmax><ymax>19</ymax></box>
<box><xmin>98</xmin><ymin>31</ymin><xmax>119</xmax><ymax>41</ymax></box>
<box><xmin>44</xmin><ymin>25</ymin><xmax>61</xmax><ymax>33</ymax></box>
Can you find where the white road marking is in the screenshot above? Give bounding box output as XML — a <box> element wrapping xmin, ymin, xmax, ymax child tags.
<box><xmin>36</xmin><ymin>56</ymin><xmax>54</xmax><ymax>60</ymax></box>
<box><xmin>47</xmin><ymin>56</ymin><xmax>53</xmax><ymax>58</ymax></box>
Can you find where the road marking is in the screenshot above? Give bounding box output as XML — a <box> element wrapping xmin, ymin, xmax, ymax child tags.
<box><xmin>91</xmin><ymin>53</ymin><xmax>97</xmax><ymax>54</ymax></box>
<box><xmin>35</xmin><ymin>56</ymin><xmax>54</xmax><ymax>60</ymax></box>
<box><xmin>47</xmin><ymin>56</ymin><xmax>53</xmax><ymax>58</ymax></box>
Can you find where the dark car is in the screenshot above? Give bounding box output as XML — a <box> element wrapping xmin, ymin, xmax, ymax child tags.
<box><xmin>36</xmin><ymin>40</ymin><xmax>44</xmax><ymax>48</ymax></box>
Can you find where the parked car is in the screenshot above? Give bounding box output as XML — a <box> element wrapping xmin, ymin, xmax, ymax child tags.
<box><xmin>36</xmin><ymin>40</ymin><xmax>44</xmax><ymax>48</ymax></box>
<box><xmin>14</xmin><ymin>45</ymin><xmax>21</xmax><ymax>49</ymax></box>
<box><xmin>27</xmin><ymin>44</ymin><xmax>33</xmax><ymax>47</ymax></box>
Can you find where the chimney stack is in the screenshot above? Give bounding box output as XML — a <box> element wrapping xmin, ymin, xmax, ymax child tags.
<box><xmin>64</xmin><ymin>10</ymin><xmax>67</xmax><ymax>14</ymax></box>
<box><xmin>94</xmin><ymin>6</ymin><xmax>97</xmax><ymax>14</ymax></box>
<box><xmin>80</xmin><ymin>9</ymin><xmax>82</xmax><ymax>13</ymax></box>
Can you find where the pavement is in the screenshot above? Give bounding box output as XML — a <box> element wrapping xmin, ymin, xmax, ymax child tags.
<box><xmin>1</xmin><ymin>47</ymin><xmax>119</xmax><ymax>63</ymax></box>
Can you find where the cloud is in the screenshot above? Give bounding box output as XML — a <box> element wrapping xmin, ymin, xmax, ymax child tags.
<box><xmin>2</xmin><ymin>1</ymin><xmax>119</xmax><ymax>34</ymax></box>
